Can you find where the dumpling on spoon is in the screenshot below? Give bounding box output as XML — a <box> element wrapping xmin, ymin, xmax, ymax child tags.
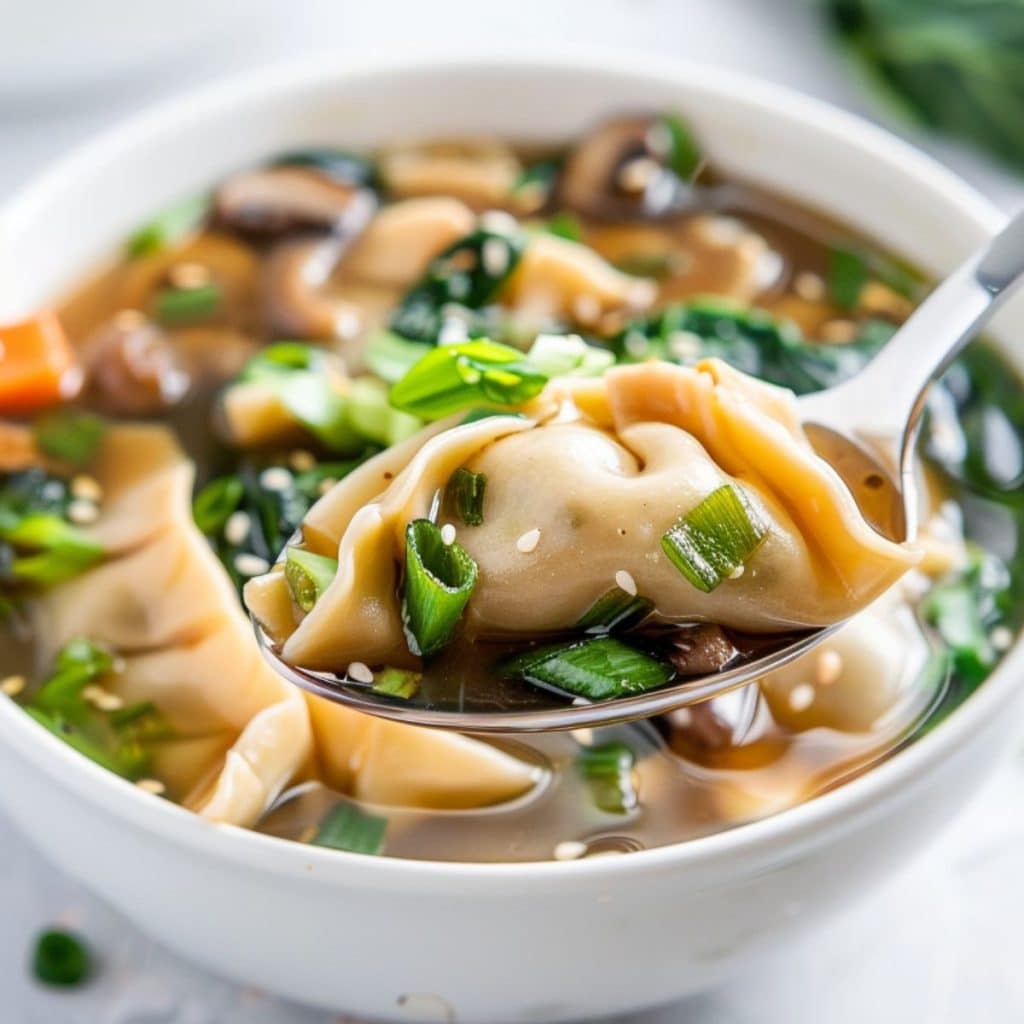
<box><xmin>246</xmin><ymin>358</ymin><xmax>917</xmax><ymax>689</ymax></box>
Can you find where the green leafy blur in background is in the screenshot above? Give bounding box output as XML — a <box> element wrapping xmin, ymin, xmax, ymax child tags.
<box><xmin>824</xmin><ymin>0</ymin><xmax>1024</xmax><ymax>172</ymax></box>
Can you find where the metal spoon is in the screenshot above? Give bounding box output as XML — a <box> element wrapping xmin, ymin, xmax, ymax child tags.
<box><xmin>255</xmin><ymin>210</ymin><xmax>1024</xmax><ymax>732</ymax></box>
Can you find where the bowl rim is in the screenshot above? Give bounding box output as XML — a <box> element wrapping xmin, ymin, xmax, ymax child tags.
<box><xmin>0</xmin><ymin>47</ymin><xmax>1017</xmax><ymax>886</ymax></box>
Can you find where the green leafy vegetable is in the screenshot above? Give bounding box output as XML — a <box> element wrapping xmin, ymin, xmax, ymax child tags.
<box><xmin>525</xmin><ymin>334</ymin><xmax>615</xmax><ymax>379</ymax></box>
<box><xmin>656</xmin><ymin>113</ymin><xmax>703</xmax><ymax>181</ymax></box>
<box><xmin>372</xmin><ymin>667</ymin><xmax>423</xmax><ymax>700</ymax></box>
<box><xmin>543</xmin><ymin>212</ymin><xmax>585</xmax><ymax>242</ymax></box>
<box><xmin>389</xmin><ymin>339</ymin><xmax>548</xmax><ymax>420</ymax></box>
<box><xmin>32</xmin><ymin>929</ymin><xmax>91</xmax><ymax>987</ymax></box>
<box><xmin>825</xmin><ymin>0</ymin><xmax>1024</xmax><ymax>174</ymax></box>
<box><xmin>284</xmin><ymin>548</ymin><xmax>338</xmax><ymax>613</ymax></box>
<box><xmin>33</xmin><ymin>411</ymin><xmax>105</xmax><ymax>467</ymax></box>
<box><xmin>192</xmin><ymin>476</ymin><xmax>244</xmax><ymax>535</ymax></box>
<box><xmin>661</xmin><ymin>485</ymin><xmax>769</xmax><ymax>593</ymax></box>
<box><xmin>313</xmin><ymin>803</ymin><xmax>387</xmax><ymax>855</ymax></box>
<box><xmin>577</xmin><ymin>742</ymin><xmax>638</xmax><ymax>814</ymax></box>
<box><xmin>575</xmin><ymin>588</ymin><xmax>654</xmax><ymax>633</ymax></box>
<box><xmin>390</xmin><ymin>226</ymin><xmax>525</xmax><ymax>344</ymax></box>
<box><xmin>402</xmin><ymin>519</ymin><xmax>479</xmax><ymax>658</ymax></box>
<box><xmin>922</xmin><ymin>546</ymin><xmax>1011</xmax><ymax>686</ymax></box>
<box><xmin>446</xmin><ymin>467</ymin><xmax>487</xmax><ymax>527</ymax></box>
<box><xmin>155</xmin><ymin>281</ymin><xmax>222</xmax><ymax>325</ymax></box>
<box><xmin>826</xmin><ymin>242</ymin><xmax>921</xmax><ymax>309</ymax></box>
<box><xmin>499</xmin><ymin>636</ymin><xmax>674</xmax><ymax>700</ymax></box>
<box><xmin>613</xmin><ymin>299</ymin><xmax>895</xmax><ymax>394</ymax></box>
<box><xmin>126</xmin><ymin>192</ymin><xmax>210</xmax><ymax>259</ymax></box>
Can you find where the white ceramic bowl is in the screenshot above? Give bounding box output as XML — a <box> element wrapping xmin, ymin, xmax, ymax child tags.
<box><xmin>0</xmin><ymin>53</ymin><xmax>1022</xmax><ymax>1024</ymax></box>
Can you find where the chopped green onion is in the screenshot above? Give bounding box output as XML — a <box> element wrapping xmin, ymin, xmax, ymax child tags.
<box><xmin>192</xmin><ymin>476</ymin><xmax>244</xmax><ymax>534</ymax></box>
<box><xmin>544</xmin><ymin>212</ymin><xmax>584</xmax><ymax>242</ymax></box>
<box><xmin>33</xmin><ymin>638</ymin><xmax>114</xmax><ymax>717</ymax></box>
<box><xmin>575</xmin><ymin>588</ymin><xmax>654</xmax><ymax>633</ymax></box>
<box><xmin>372</xmin><ymin>667</ymin><xmax>423</xmax><ymax>700</ymax></box>
<box><xmin>284</xmin><ymin>548</ymin><xmax>338</xmax><ymax>613</ymax></box>
<box><xmin>402</xmin><ymin>519</ymin><xmax>478</xmax><ymax>658</ymax></box>
<box><xmin>126</xmin><ymin>192</ymin><xmax>209</xmax><ymax>259</ymax></box>
<box><xmin>577</xmin><ymin>742</ymin><xmax>638</xmax><ymax>814</ymax></box>
<box><xmin>2</xmin><ymin>515</ymin><xmax>104</xmax><ymax>586</ymax></box>
<box><xmin>613</xmin><ymin>251</ymin><xmax>678</xmax><ymax>279</ymax></box>
<box><xmin>312</xmin><ymin>803</ymin><xmax>387</xmax><ymax>855</ymax></box>
<box><xmin>512</xmin><ymin>158</ymin><xmax>561</xmax><ymax>206</ymax></box>
<box><xmin>389</xmin><ymin>339</ymin><xmax>548</xmax><ymax>420</ymax></box>
<box><xmin>525</xmin><ymin>334</ymin><xmax>614</xmax><ymax>379</ymax></box>
<box><xmin>657</xmin><ymin>113</ymin><xmax>703</xmax><ymax>181</ymax></box>
<box><xmin>154</xmin><ymin>281</ymin><xmax>222</xmax><ymax>325</ymax></box>
<box><xmin>826</xmin><ymin>245</ymin><xmax>869</xmax><ymax>310</ymax></box>
<box><xmin>446</xmin><ymin>467</ymin><xmax>487</xmax><ymax>526</ymax></box>
<box><xmin>32</xmin><ymin>929</ymin><xmax>91</xmax><ymax>987</ymax></box>
<box><xmin>661</xmin><ymin>485</ymin><xmax>768</xmax><ymax>593</ymax></box>
<box><xmin>499</xmin><ymin>636</ymin><xmax>674</xmax><ymax>701</ymax></box>
<box><xmin>363</xmin><ymin>330</ymin><xmax>432</xmax><ymax>383</ymax></box>
<box><xmin>33</xmin><ymin>411</ymin><xmax>105</xmax><ymax>467</ymax></box>
<box><xmin>346</xmin><ymin>376</ymin><xmax>423</xmax><ymax>447</ymax></box>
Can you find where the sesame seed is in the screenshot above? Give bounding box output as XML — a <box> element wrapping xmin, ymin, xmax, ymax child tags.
<box><xmin>318</xmin><ymin>478</ymin><xmax>338</xmax><ymax>496</ymax></box>
<box><xmin>479</xmin><ymin>210</ymin><xmax>519</xmax><ymax>236</ymax></box>
<box><xmin>516</xmin><ymin>528</ymin><xmax>541</xmax><ymax>553</ymax></box>
<box><xmin>571</xmin><ymin>728</ymin><xmax>595</xmax><ymax>746</ymax></box>
<box><xmin>794</xmin><ymin>271</ymin><xmax>826</xmax><ymax>302</ymax></box>
<box><xmin>67</xmin><ymin>499</ymin><xmax>99</xmax><ymax>525</ymax></box>
<box><xmin>289</xmin><ymin>450</ymin><xmax>316</xmax><ymax>472</ymax></box>
<box><xmin>815</xmin><ymin>649</ymin><xmax>844</xmax><ymax>686</ymax></box>
<box><xmin>234</xmin><ymin>553</ymin><xmax>270</xmax><ymax>577</ymax></box>
<box><xmin>259</xmin><ymin>467</ymin><xmax>293</xmax><ymax>492</ymax></box>
<box><xmin>727</xmin><ymin>564</ymin><xmax>745</xmax><ymax>580</ymax></box>
<box><xmin>440</xmin><ymin>523</ymin><xmax>457</xmax><ymax>546</ymax></box>
<box><xmin>482</xmin><ymin>237</ymin><xmax>510</xmax><ymax>278</ymax></box>
<box><xmin>82</xmin><ymin>685</ymin><xmax>124</xmax><ymax>712</ymax></box>
<box><xmin>136</xmin><ymin>778</ymin><xmax>166</xmax><ymax>796</ymax></box>
<box><xmin>223</xmin><ymin>510</ymin><xmax>251</xmax><ymax>547</ymax></box>
<box><xmin>1</xmin><ymin>675</ymin><xmax>26</xmax><ymax>697</ymax></box>
<box><xmin>991</xmin><ymin>626</ymin><xmax>1014</xmax><ymax>653</ymax></box>
<box><xmin>70</xmin><ymin>474</ymin><xmax>103</xmax><ymax>502</ymax></box>
<box><xmin>553</xmin><ymin>840</ymin><xmax>588</xmax><ymax>861</ymax></box>
<box><xmin>617</xmin><ymin>156</ymin><xmax>660</xmax><ymax>194</ymax></box>
<box><xmin>347</xmin><ymin>661</ymin><xmax>374</xmax><ymax>684</ymax></box>
<box><xmin>788</xmin><ymin>683</ymin><xmax>815</xmax><ymax>712</ymax></box>
<box><xmin>615</xmin><ymin>570</ymin><xmax>637</xmax><ymax>596</ymax></box>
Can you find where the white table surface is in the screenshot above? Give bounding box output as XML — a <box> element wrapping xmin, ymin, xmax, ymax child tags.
<box><xmin>3</xmin><ymin>2</ymin><xmax>1024</xmax><ymax>1021</ymax></box>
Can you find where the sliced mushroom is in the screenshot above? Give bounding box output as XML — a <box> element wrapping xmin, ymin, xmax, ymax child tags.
<box><xmin>560</xmin><ymin>115</ymin><xmax>691</xmax><ymax>220</ymax></box>
<box><xmin>80</xmin><ymin>312</ymin><xmax>190</xmax><ymax>417</ymax></box>
<box><xmin>380</xmin><ymin>138</ymin><xmax>522</xmax><ymax>210</ymax></box>
<box><xmin>666</xmin><ymin>623</ymin><xmax>740</xmax><ymax>677</ymax></box>
<box><xmin>342</xmin><ymin>197</ymin><xmax>476</xmax><ymax>288</ymax></box>
<box><xmin>215</xmin><ymin>167</ymin><xmax>376</xmax><ymax>237</ymax></box>
<box><xmin>500</xmin><ymin>233</ymin><xmax>656</xmax><ymax>331</ymax></box>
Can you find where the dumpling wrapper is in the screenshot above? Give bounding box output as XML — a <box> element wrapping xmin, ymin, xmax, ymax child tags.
<box><xmin>32</xmin><ymin>425</ymin><xmax>534</xmax><ymax>824</ymax></box>
<box><xmin>247</xmin><ymin>359</ymin><xmax>917</xmax><ymax>672</ymax></box>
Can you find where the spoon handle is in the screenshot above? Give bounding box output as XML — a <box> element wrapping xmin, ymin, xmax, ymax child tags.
<box><xmin>799</xmin><ymin>208</ymin><xmax>1024</xmax><ymax>449</ymax></box>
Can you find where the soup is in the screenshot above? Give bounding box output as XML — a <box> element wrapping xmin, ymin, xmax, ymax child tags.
<box><xmin>1</xmin><ymin>113</ymin><xmax>1021</xmax><ymax>862</ymax></box>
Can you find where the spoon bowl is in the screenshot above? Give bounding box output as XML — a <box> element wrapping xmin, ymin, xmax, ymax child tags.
<box><xmin>254</xmin><ymin>208</ymin><xmax>1024</xmax><ymax>731</ymax></box>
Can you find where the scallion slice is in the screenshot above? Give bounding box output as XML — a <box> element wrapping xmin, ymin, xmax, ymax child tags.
<box><xmin>126</xmin><ymin>192</ymin><xmax>209</xmax><ymax>259</ymax></box>
<box><xmin>32</xmin><ymin>929</ymin><xmax>91</xmax><ymax>987</ymax></box>
<box><xmin>154</xmin><ymin>281</ymin><xmax>222</xmax><ymax>325</ymax></box>
<box><xmin>192</xmin><ymin>476</ymin><xmax>244</xmax><ymax>535</ymax></box>
<box><xmin>402</xmin><ymin>519</ymin><xmax>478</xmax><ymax>658</ymax></box>
<box><xmin>284</xmin><ymin>548</ymin><xmax>338</xmax><ymax>613</ymax></box>
<box><xmin>3</xmin><ymin>515</ymin><xmax>104</xmax><ymax>586</ymax></box>
<box><xmin>346</xmin><ymin>376</ymin><xmax>422</xmax><ymax>447</ymax></box>
<box><xmin>363</xmin><ymin>330</ymin><xmax>432</xmax><ymax>383</ymax></box>
<box><xmin>660</xmin><ymin>485</ymin><xmax>768</xmax><ymax>593</ymax></box>
<box><xmin>312</xmin><ymin>803</ymin><xmax>387</xmax><ymax>855</ymax></box>
<box><xmin>577</xmin><ymin>742</ymin><xmax>638</xmax><ymax>814</ymax></box>
<box><xmin>543</xmin><ymin>212</ymin><xmax>584</xmax><ymax>242</ymax></box>
<box><xmin>657</xmin><ymin>113</ymin><xmax>703</xmax><ymax>181</ymax></box>
<box><xmin>499</xmin><ymin>636</ymin><xmax>674</xmax><ymax>701</ymax></box>
<box><xmin>525</xmin><ymin>334</ymin><xmax>614</xmax><ymax>379</ymax></box>
<box><xmin>33</xmin><ymin>411</ymin><xmax>105</xmax><ymax>467</ymax></box>
<box><xmin>446</xmin><ymin>468</ymin><xmax>487</xmax><ymax>526</ymax></box>
<box><xmin>575</xmin><ymin>588</ymin><xmax>654</xmax><ymax>633</ymax></box>
<box><xmin>372</xmin><ymin>667</ymin><xmax>423</xmax><ymax>700</ymax></box>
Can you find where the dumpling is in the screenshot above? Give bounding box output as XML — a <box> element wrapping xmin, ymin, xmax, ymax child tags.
<box><xmin>247</xmin><ymin>359</ymin><xmax>916</xmax><ymax>672</ymax></box>
<box><xmin>30</xmin><ymin>424</ymin><xmax>536</xmax><ymax>822</ymax></box>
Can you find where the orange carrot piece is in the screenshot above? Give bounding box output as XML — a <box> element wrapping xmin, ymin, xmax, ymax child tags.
<box><xmin>0</xmin><ymin>311</ymin><xmax>81</xmax><ymax>414</ymax></box>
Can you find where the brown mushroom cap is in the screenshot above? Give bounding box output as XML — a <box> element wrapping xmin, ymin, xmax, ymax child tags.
<box><xmin>215</xmin><ymin>167</ymin><xmax>376</xmax><ymax>237</ymax></box>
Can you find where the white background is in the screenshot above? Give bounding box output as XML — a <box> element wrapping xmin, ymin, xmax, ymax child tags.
<box><xmin>3</xmin><ymin>1</ymin><xmax>1024</xmax><ymax>1021</ymax></box>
